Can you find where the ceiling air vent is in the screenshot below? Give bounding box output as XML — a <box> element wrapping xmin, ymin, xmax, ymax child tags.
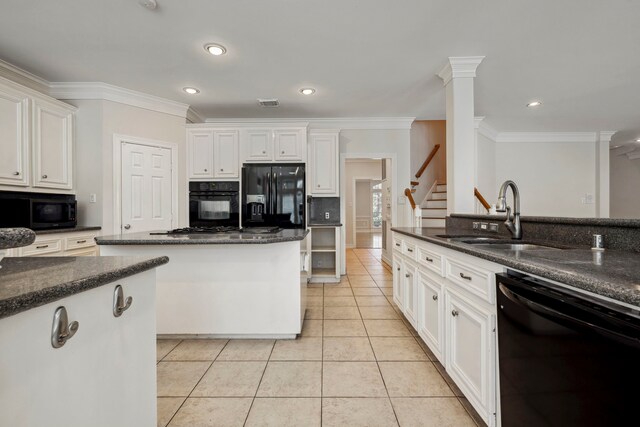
<box><xmin>257</xmin><ymin>98</ymin><xmax>279</xmax><ymax>107</ymax></box>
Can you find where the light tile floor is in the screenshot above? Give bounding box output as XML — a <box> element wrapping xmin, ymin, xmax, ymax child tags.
<box><xmin>157</xmin><ymin>248</ymin><xmax>483</xmax><ymax>427</ymax></box>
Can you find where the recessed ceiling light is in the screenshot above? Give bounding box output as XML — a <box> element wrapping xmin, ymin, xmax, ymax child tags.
<box><xmin>183</xmin><ymin>87</ymin><xmax>200</xmax><ymax>95</ymax></box>
<box><xmin>204</xmin><ymin>43</ymin><xmax>227</xmax><ymax>56</ymax></box>
<box><xmin>636</xmin><ymin>138</ymin><xmax>640</xmax><ymax>142</ymax></box>
<box><xmin>138</xmin><ymin>0</ymin><xmax>157</xmax><ymax>10</ymax></box>
<box><xmin>299</xmin><ymin>88</ymin><xmax>315</xmax><ymax>95</ymax></box>
<box><xmin>526</xmin><ymin>101</ymin><xmax>542</xmax><ymax>107</ymax></box>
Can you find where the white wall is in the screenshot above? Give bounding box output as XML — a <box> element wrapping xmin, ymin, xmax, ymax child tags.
<box><xmin>475</xmin><ymin>132</ymin><xmax>497</xmax><ymax>210</ymax></box>
<box><xmin>610</xmin><ymin>153</ymin><xmax>640</xmax><ymax>218</ymax></box>
<box><xmin>71</xmin><ymin>99</ymin><xmax>187</xmax><ymax>235</ymax></box>
<box><xmin>344</xmin><ymin>160</ymin><xmax>382</xmax><ymax>246</ymax></box>
<box><xmin>495</xmin><ymin>140</ymin><xmax>596</xmax><ymax>217</ymax></box>
<box><xmin>410</xmin><ymin>120</ymin><xmax>446</xmax><ymax>205</ymax></box>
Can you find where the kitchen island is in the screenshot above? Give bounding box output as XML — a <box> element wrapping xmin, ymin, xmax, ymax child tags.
<box><xmin>96</xmin><ymin>229</ymin><xmax>309</xmax><ymax>338</ymax></box>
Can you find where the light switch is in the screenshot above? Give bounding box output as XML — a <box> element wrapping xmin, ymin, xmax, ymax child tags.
<box><xmin>89</xmin><ymin>194</ymin><xmax>97</xmax><ymax>203</ymax></box>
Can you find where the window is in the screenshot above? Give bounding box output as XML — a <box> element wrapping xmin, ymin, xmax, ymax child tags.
<box><xmin>372</xmin><ymin>182</ymin><xmax>382</xmax><ymax>228</ymax></box>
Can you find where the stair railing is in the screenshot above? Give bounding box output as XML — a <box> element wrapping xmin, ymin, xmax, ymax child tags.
<box><xmin>474</xmin><ymin>187</ymin><xmax>491</xmax><ymax>212</ymax></box>
<box><xmin>404</xmin><ymin>144</ymin><xmax>441</xmax><ymax>211</ymax></box>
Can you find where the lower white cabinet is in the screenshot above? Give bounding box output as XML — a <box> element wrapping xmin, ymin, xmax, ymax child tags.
<box><xmin>0</xmin><ymin>270</ymin><xmax>157</xmax><ymax>427</ymax></box>
<box><xmin>402</xmin><ymin>260</ymin><xmax>418</xmax><ymax>328</ymax></box>
<box><xmin>392</xmin><ymin>257</ymin><xmax>404</xmax><ymax>311</ymax></box>
<box><xmin>445</xmin><ymin>286</ymin><xmax>495</xmax><ymax>424</ymax></box>
<box><xmin>8</xmin><ymin>230</ymin><xmax>100</xmax><ymax>257</ymax></box>
<box><xmin>417</xmin><ymin>270</ymin><xmax>444</xmax><ymax>362</ymax></box>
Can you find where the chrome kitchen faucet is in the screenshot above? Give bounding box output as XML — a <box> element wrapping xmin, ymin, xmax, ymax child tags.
<box><xmin>495</xmin><ymin>180</ymin><xmax>522</xmax><ymax>239</ymax></box>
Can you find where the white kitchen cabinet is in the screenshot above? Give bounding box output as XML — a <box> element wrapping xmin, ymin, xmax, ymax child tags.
<box><xmin>309</xmin><ymin>225</ymin><xmax>341</xmax><ymax>283</ymax></box>
<box><xmin>0</xmin><ymin>270</ymin><xmax>157</xmax><ymax>427</ymax></box>
<box><xmin>11</xmin><ymin>229</ymin><xmax>101</xmax><ymax>257</ymax></box>
<box><xmin>274</xmin><ymin>128</ymin><xmax>306</xmax><ymax>161</ymax></box>
<box><xmin>243</xmin><ymin>129</ymin><xmax>273</xmax><ymax>162</ymax></box>
<box><xmin>0</xmin><ymin>83</ymin><xmax>29</xmax><ymax>187</ymax></box>
<box><xmin>308</xmin><ymin>130</ymin><xmax>339</xmax><ymax>196</ymax></box>
<box><xmin>392</xmin><ymin>258</ymin><xmax>404</xmax><ymax>310</ymax></box>
<box><xmin>213</xmin><ymin>130</ymin><xmax>239</xmax><ymax>178</ymax></box>
<box><xmin>403</xmin><ymin>260</ymin><xmax>418</xmax><ymax>328</ymax></box>
<box><xmin>445</xmin><ymin>286</ymin><xmax>495</xmax><ymax>424</ymax></box>
<box><xmin>187</xmin><ymin>130</ymin><xmax>214</xmax><ymax>179</ymax></box>
<box><xmin>417</xmin><ymin>270</ymin><xmax>444</xmax><ymax>363</ymax></box>
<box><xmin>32</xmin><ymin>96</ymin><xmax>74</xmax><ymax>190</ymax></box>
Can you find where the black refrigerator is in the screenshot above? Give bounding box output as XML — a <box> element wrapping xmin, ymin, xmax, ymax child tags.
<box><xmin>242</xmin><ymin>164</ymin><xmax>306</xmax><ymax>228</ymax></box>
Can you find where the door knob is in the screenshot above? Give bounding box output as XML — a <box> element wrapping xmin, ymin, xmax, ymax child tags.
<box><xmin>42</xmin><ymin>174</ymin><xmax>48</xmax><ymax>179</ymax></box>
<box><xmin>51</xmin><ymin>306</ymin><xmax>79</xmax><ymax>348</ymax></box>
<box><xmin>124</xmin><ymin>224</ymin><xmax>131</xmax><ymax>230</ymax></box>
<box><xmin>113</xmin><ymin>285</ymin><xmax>133</xmax><ymax>317</ymax></box>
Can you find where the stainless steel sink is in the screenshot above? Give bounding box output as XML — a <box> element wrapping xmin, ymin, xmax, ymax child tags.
<box><xmin>435</xmin><ymin>235</ymin><xmax>565</xmax><ymax>250</ymax></box>
<box><xmin>470</xmin><ymin>243</ymin><xmax>561</xmax><ymax>251</ymax></box>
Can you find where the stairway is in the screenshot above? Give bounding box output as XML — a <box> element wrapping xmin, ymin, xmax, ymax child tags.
<box><xmin>421</xmin><ymin>183</ymin><xmax>447</xmax><ymax>228</ymax></box>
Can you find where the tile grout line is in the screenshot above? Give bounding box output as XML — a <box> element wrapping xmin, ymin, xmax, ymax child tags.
<box><xmin>242</xmin><ymin>339</ymin><xmax>276</xmax><ymax>426</ymax></box>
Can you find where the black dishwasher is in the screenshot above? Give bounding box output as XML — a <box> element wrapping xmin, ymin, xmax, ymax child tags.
<box><xmin>496</xmin><ymin>271</ymin><xmax>640</xmax><ymax>427</ymax></box>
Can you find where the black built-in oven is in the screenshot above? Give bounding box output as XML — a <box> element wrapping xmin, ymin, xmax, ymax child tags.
<box><xmin>189</xmin><ymin>181</ymin><xmax>239</xmax><ymax>228</ymax></box>
<box><xmin>0</xmin><ymin>191</ymin><xmax>77</xmax><ymax>230</ymax></box>
<box><xmin>496</xmin><ymin>271</ymin><xmax>640</xmax><ymax>426</ymax></box>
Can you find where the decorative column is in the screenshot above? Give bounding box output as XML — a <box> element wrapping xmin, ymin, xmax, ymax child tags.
<box><xmin>438</xmin><ymin>56</ymin><xmax>484</xmax><ymax>214</ymax></box>
<box><xmin>596</xmin><ymin>131</ymin><xmax>615</xmax><ymax>218</ymax></box>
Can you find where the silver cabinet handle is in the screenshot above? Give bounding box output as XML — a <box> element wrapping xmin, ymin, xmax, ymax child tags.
<box><xmin>407</xmin><ymin>248</ymin><xmax>413</xmax><ymax>252</ymax></box>
<box><xmin>76</xmin><ymin>240</ymin><xmax>86</xmax><ymax>244</ymax></box>
<box><xmin>13</xmin><ymin>171</ymin><xmax>19</xmax><ymax>176</ymax></box>
<box><xmin>395</xmin><ymin>243</ymin><xmax>400</xmax><ymax>247</ymax></box>
<box><xmin>36</xmin><ymin>244</ymin><xmax>49</xmax><ymax>249</ymax></box>
<box><xmin>405</xmin><ymin>273</ymin><xmax>410</xmax><ymax>278</ymax></box>
<box><xmin>113</xmin><ymin>285</ymin><xmax>133</xmax><ymax>317</ymax></box>
<box><xmin>124</xmin><ymin>224</ymin><xmax>131</xmax><ymax>230</ymax></box>
<box><xmin>51</xmin><ymin>306</ymin><xmax>79</xmax><ymax>348</ymax></box>
<box><xmin>452</xmin><ymin>310</ymin><xmax>459</xmax><ymax>317</ymax></box>
<box><xmin>42</xmin><ymin>174</ymin><xmax>48</xmax><ymax>179</ymax></box>
<box><xmin>432</xmin><ymin>295</ymin><xmax>438</xmax><ymax>301</ymax></box>
<box><xmin>425</xmin><ymin>256</ymin><xmax>433</xmax><ymax>262</ymax></box>
<box><xmin>459</xmin><ymin>272</ymin><xmax>472</xmax><ymax>281</ymax></box>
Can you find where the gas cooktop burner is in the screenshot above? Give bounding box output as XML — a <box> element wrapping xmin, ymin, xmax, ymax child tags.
<box><xmin>150</xmin><ymin>226</ymin><xmax>282</xmax><ymax>235</ymax></box>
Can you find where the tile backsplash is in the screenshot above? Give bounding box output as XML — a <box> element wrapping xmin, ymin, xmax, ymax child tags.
<box><xmin>308</xmin><ymin>197</ymin><xmax>341</xmax><ymax>224</ymax></box>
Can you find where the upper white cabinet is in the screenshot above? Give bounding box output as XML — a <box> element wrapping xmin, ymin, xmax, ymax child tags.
<box><xmin>243</xmin><ymin>129</ymin><xmax>273</xmax><ymax>162</ymax></box>
<box><xmin>0</xmin><ymin>78</ymin><xmax>75</xmax><ymax>191</ymax></box>
<box><xmin>308</xmin><ymin>130</ymin><xmax>339</xmax><ymax>196</ymax></box>
<box><xmin>241</xmin><ymin>126</ymin><xmax>307</xmax><ymax>163</ymax></box>
<box><xmin>274</xmin><ymin>128</ymin><xmax>306</xmax><ymax>161</ymax></box>
<box><xmin>187</xmin><ymin>129</ymin><xmax>239</xmax><ymax>180</ymax></box>
<box><xmin>213</xmin><ymin>130</ymin><xmax>239</xmax><ymax>178</ymax></box>
<box><xmin>188</xmin><ymin>130</ymin><xmax>214</xmax><ymax>179</ymax></box>
<box><xmin>0</xmin><ymin>84</ymin><xmax>29</xmax><ymax>187</ymax></box>
<box><xmin>32</xmin><ymin>97</ymin><xmax>74</xmax><ymax>190</ymax></box>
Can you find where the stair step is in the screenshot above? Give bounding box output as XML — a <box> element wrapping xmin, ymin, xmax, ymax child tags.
<box><xmin>422</xmin><ymin>218</ymin><xmax>446</xmax><ymax>228</ymax></box>
<box><xmin>436</xmin><ymin>184</ymin><xmax>447</xmax><ymax>192</ymax></box>
<box><xmin>410</xmin><ymin>181</ymin><xmax>419</xmax><ymax>186</ymax></box>
<box><xmin>421</xmin><ymin>208</ymin><xmax>446</xmax><ymax>217</ymax></box>
<box><xmin>425</xmin><ymin>200</ymin><xmax>447</xmax><ymax>208</ymax></box>
<box><xmin>430</xmin><ymin>192</ymin><xmax>447</xmax><ymax>200</ymax></box>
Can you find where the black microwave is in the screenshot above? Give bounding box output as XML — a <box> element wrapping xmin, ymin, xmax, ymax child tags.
<box><xmin>0</xmin><ymin>191</ymin><xmax>77</xmax><ymax>230</ymax></box>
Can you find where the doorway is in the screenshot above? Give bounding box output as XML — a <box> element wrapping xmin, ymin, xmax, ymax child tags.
<box><xmin>354</xmin><ymin>179</ymin><xmax>383</xmax><ymax>248</ymax></box>
<box><xmin>113</xmin><ymin>135</ymin><xmax>178</xmax><ymax>234</ymax></box>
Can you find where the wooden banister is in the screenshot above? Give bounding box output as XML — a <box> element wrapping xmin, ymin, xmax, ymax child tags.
<box><xmin>404</xmin><ymin>188</ymin><xmax>416</xmax><ymax>210</ymax></box>
<box><xmin>415</xmin><ymin>144</ymin><xmax>440</xmax><ymax>179</ymax></box>
<box><xmin>474</xmin><ymin>187</ymin><xmax>491</xmax><ymax>211</ymax></box>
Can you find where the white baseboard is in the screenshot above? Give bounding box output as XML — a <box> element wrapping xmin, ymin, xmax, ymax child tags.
<box><xmin>346</xmin><ymin>243</ymin><xmax>356</xmax><ymax>249</ymax></box>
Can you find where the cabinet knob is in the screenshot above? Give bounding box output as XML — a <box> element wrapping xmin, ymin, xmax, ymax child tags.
<box><xmin>220</xmin><ymin>168</ymin><xmax>224</xmax><ymax>171</ymax></box>
<box><xmin>405</xmin><ymin>273</ymin><xmax>410</xmax><ymax>278</ymax></box>
<box><xmin>397</xmin><ymin>267</ymin><xmax>400</xmax><ymax>271</ymax></box>
<box><xmin>113</xmin><ymin>285</ymin><xmax>133</xmax><ymax>317</ymax></box>
<box><xmin>204</xmin><ymin>169</ymin><xmax>207</xmax><ymax>172</ymax></box>
<box><xmin>51</xmin><ymin>306</ymin><xmax>79</xmax><ymax>349</ymax></box>
<box><xmin>451</xmin><ymin>310</ymin><xmax>459</xmax><ymax>317</ymax></box>
<box><xmin>13</xmin><ymin>171</ymin><xmax>19</xmax><ymax>176</ymax></box>
<box><xmin>124</xmin><ymin>224</ymin><xmax>131</xmax><ymax>230</ymax></box>
<box><xmin>262</xmin><ymin>150</ymin><xmax>266</xmax><ymax>154</ymax></box>
<box><xmin>281</xmin><ymin>150</ymin><xmax>285</xmax><ymax>154</ymax></box>
<box><xmin>317</xmin><ymin>184</ymin><xmax>320</xmax><ymax>187</ymax></box>
<box><xmin>432</xmin><ymin>295</ymin><xmax>438</xmax><ymax>301</ymax></box>
<box><xmin>42</xmin><ymin>174</ymin><xmax>48</xmax><ymax>179</ymax></box>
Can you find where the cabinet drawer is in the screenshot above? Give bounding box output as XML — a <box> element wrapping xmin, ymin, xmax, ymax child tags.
<box><xmin>392</xmin><ymin>237</ymin><xmax>403</xmax><ymax>252</ymax></box>
<box><xmin>65</xmin><ymin>247</ymin><xmax>98</xmax><ymax>257</ymax></box>
<box><xmin>417</xmin><ymin>246</ymin><xmax>443</xmax><ymax>276</ymax></box>
<box><xmin>20</xmin><ymin>238</ymin><xmax>63</xmax><ymax>256</ymax></box>
<box><xmin>402</xmin><ymin>240</ymin><xmax>417</xmax><ymax>260</ymax></box>
<box><xmin>445</xmin><ymin>258</ymin><xmax>494</xmax><ymax>303</ymax></box>
<box><xmin>65</xmin><ymin>234</ymin><xmax>96</xmax><ymax>251</ymax></box>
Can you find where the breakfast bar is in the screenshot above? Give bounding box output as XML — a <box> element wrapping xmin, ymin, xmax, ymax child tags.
<box><xmin>96</xmin><ymin>229</ymin><xmax>309</xmax><ymax>338</ymax></box>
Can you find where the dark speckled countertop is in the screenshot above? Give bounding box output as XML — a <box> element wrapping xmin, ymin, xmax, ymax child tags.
<box><xmin>0</xmin><ymin>228</ymin><xmax>36</xmax><ymax>250</ymax></box>
<box><xmin>392</xmin><ymin>227</ymin><xmax>640</xmax><ymax>307</ymax></box>
<box><xmin>35</xmin><ymin>226</ymin><xmax>102</xmax><ymax>235</ymax></box>
<box><xmin>0</xmin><ymin>255</ymin><xmax>169</xmax><ymax>319</ymax></box>
<box><xmin>95</xmin><ymin>229</ymin><xmax>309</xmax><ymax>245</ymax></box>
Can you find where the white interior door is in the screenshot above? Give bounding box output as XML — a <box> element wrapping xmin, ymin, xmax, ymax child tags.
<box><xmin>121</xmin><ymin>142</ymin><xmax>173</xmax><ymax>234</ymax></box>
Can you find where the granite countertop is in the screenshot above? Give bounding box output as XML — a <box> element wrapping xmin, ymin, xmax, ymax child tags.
<box><xmin>96</xmin><ymin>228</ymin><xmax>310</xmax><ymax>245</ymax></box>
<box><xmin>308</xmin><ymin>223</ymin><xmax>343</xmax><ymax>227</ymax></box>
<box><xmin>392</xmin><ymin>227</ymin><xmax>640</xmax><ymax>307</ymax></box>
<box><xmin>0</xmin><ymin>255</ymin><xmax>169</xmax><ymax>319</ymax></box>
<box><xmin>0</xmin><ymin>228</ymin><xmax>36</xmax><ymax>250</ymax></box>
<box><xmin>451</xmin><ymin>213</ymin><xmax>640</xmax><ymax>228</ymax></box>
<box><xmin>35</xmin><ymin>226</ymin><xmax>102</xmax><ymax>235</ymax></box>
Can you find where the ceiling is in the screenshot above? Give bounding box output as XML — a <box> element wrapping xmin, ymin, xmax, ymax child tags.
<box><xmin>1</xmin><ymin>0</ymin><xmax>639</xmax><ymax>138</ymax></box>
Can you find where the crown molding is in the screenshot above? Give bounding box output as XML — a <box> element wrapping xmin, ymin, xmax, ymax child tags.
<box><xmin>474</xmin><ymin>117</ymin><xmax>499</xmax><ymax>141</ymax></box>
<box><xmin>49</xmin><ymin>82</ymin><xmax>189</xmax><ymax>118</ymax></box>
<box><xmin>186</xmin><ymin>107</ymin><xmax>205</xmax><ymax>123</ymax></box>
<box><xmin>437</xmin><ymin>56</ymin><xmax>485</xmax><ymax>86</ymax></box>
<box><xmin>203</xmin><ymin>117</ymin><xmax>415</xmax><ymax>130</ymax></box>
<box><xmin>0</xmin><ymin>58</ymin><xmax>50</xmax><ymax>94</ymax></box>
<box><xmin>495</xmin><ymin>132</ymin><xmax>598</xmax><ymax>144</ymax></box>
<box><xmin>598</xmin><ymin>131</ymin><xmax>616</xmax><ymax>143</ymax></box>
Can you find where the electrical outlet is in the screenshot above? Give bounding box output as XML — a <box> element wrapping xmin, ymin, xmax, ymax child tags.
<box><xmin>489</xmin><ymin>223</ymin><xmax>499</xmax><ymax>232</ymax></box>
<box><xmin>582</xmin><ymin>193</ymin><xmax>594</xmax><ymax>204</ymax></box>
<box><xmin>89</xmin><ymin>194</ymin><xmax>97</xmax><ymax>203</ymax></box>
<box><xmin>325</xmin><ymin>212</ymin><xmax>330</xmax><ymax>219</ymax></box>
<box><xmin>472</xmin><ymin>222</ymin><xmax>480</xmax><ymax>230</ymax></box>
<box><xmin>480</xmin><ymin>222</ymin><xmax>489</xmax><ymax>230</ymax></box>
